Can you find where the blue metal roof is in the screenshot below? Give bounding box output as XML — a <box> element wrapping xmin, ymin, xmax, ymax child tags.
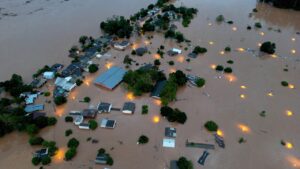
<box><xmin>25</xmin><ymin>104</ymin><xmax>44</xmax><ymax>113</ymax></box>
<box><xmin>94</xmin><ymin>66</ymin><xmax>126</xmax><ymax>90</ymax></box>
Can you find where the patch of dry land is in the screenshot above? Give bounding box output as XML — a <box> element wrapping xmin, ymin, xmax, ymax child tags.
<box><xmin>0</xmin><ymin>0</ymin><xmax>300</xmax><ymax>169</ymax></box>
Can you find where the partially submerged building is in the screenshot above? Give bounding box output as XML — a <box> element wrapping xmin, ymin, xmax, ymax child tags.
<box><xmin>30</xmin><ymin>78</ymin><xmax>47</xmax><ymax>88</ymax></box>
<box><xmin>82</xmin><ymin>109</ymin><xmax>97</xmax><ymax>119</ymax></box>
<box><xmin>135</xmin><ymin>47</ymin><xmax>148</xmax><ymax>56</ymax></box>
<box><xmin>122</xmin><ymin>102</ymin><xmax>135</xmax><ymax>114</ymax></box>
<box><xmin>95</xmin><ymin>154</ymin><xmax>109</xmax><ymax>164</ymax></box>
<box><xmin>167</xmin><ymin>48</ymin><xmax>182</xmax><ymax>56</ymax></box>
<box><xmin>54</xmin><ymin>77</ymin><xmax>76</xmax><ymax>92</ymax></box>
<box><xmin>150</xmin><ymin>80</ymin><xmax>167</xmax><ymax>99</ymax></box>
<box><xmin>94</xmin><ymin>66</ymin><xmax>126</xmax><ymax>90</ymax></box>
<box><xmin>79</xmin><ymin>123</ymin><xmax>90</xmax><ymax>130</ymax></box>
<box><xmin>25</xmin><ymin>104</ymin><xmax>44</xmax><ymax>113</ymax></box>
<box><xmin>34</xmin><ymin>148</ymin><xmax>48</xmax><ymax>158</ymax></box>
<box><xmin>61</xmin><ymin>63</ymin><xmax>82</xmax><ymax>77</ymax></box>
<box><xmin>113</xmin><ymin>41</ymin><xmax>130</xmax><ymax>50</ymax></box>
<box><xmin>100</xmin><ymin>118</ymin><xmax>116</xmax><ymax>129</ymax></box>
<box><xmin>74</xmin><ymin>115</ymin><xmax>83</xmax><ymax>125</ymax></box>
<box><xmin>165</xmin><ymin>127</ymin><xmax>177</xmax><ymax>138</ymax></box>
<box><xmin>163</xmin><ymin>138</ymin><xmax>176</xmax><ymax>148</ymax></box>
<box><xmin>97</xmin><ymin>102</ymin><xmax>112</xmax><ymax>113</ymax></box>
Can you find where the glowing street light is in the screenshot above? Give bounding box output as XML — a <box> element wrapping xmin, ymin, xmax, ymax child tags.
<box><xmin>126</xmin><ymin>92</ymin><xmax>135</xmax><ymax>101</ymax></box>
<box><xmin>210</xmin><ymin>64</ymin><xmax>217</xmax><ymax>69</ymax></box>
<box><xmin>232</xmin><ymin>27</ymin><xmax>237</xmax><ymax>31</ymax></box>
<box><xmin>152</xmin><ymin>116</ymin><xmax>160</xmax><ymax>123</ymax></box>
<box><xmin>286</xmin><ymin>110</ymin><xmax>293</xmax><ymax>117</ymax></box>
<box><xmin>209</xmin><ymin>41</ymin><xmax>214</xmax><ymax>45</ymax></box>
<box><xmin>291</xmin><ymin>49</ymin><xmax>296</xmax><ymax>54</ymax></box>
<box><xmin>240</xmin><ymin>94</ymin><xmax>246</xmax><ymax>99</ymax></box>
<box><xmin>286</xmin><ymin>142</ymin><xmax>293</xmax><ymax>149</ymax></box>
<box><xmin>237</xmin><ymin>124</ymin><xmax>250</xmax><ymax>133</ymax></box>
<box><xmin>240</xmin><ymin>85</ymin><xmax>247</xmax><ymax>89</ymax></box>
<box><xmin>217</xmin><ymin>129</ymin><xmax>224</xmax><ymax>137</ymax></box>
<box><xmin>288</xmin><ymin>84</ymin><xmax>295</xmax><ymax>89</ymax></box>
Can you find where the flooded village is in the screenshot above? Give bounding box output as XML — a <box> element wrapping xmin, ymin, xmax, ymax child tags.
<box><xmin>0</xmin><ymin>0</ymin><xmax>300</xmax><ymax>169</ymax></box>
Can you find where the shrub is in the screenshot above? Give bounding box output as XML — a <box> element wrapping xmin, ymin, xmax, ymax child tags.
<box><xmin>227</xmin><ymin>20</ymin><xmax>233</xmax><ymax>24</ymax></box>
<box><xmin>107</xmin><ymin>156</ymin><xmax>114</xmax><ymax>165</ymax></box>
<box><xmin>76</xmin><ymin>79</ymin><xmax>83</xmax><ymax>86</ymax></box>
<box><xmin>169</xmin><ymin>70</ymin><xmax>187</xmax><ymax>86</ymax></box>
<box><xmin>225</xmin><ymin>46</ymin><xmax>231</xmax><ymax>52</ymax></box>
<box><xmin>47</xmin><ymin>117</ymin><xmax>57</xmax><ymax>126</ymax></box>
<box><xmin>177</xmin><ymin>157</ymin><xmax>193</xmax><ymax>169</ymax></box>
<box><xmin>227</xmin><ymin>60</ymin><xmax>234</xmax><ymax>64</ymax></box>
<box><xmin>138</xmin><ymin>135</ymin><xmax>149</xmax><ymax>144</ymax></box>
<box><xmin>215</xmin><ymin>65</ymin><xmax>224</xmax><ymax>71</ymax></box>
<box><xmin>100</xmin><ymin>16</ymin><xmax>133</xmax><ymax>38</ymax></box>
<box><xmin>154</xmin><ymin>59</ymin><xmax>161</xmax><ymax>66</ymax></box>
<box><xmin>193</xmin><ymin>46</ymin><xmax>207</xmax><ymax>54</ymax></box>
<box><xmin>142</xmin><ymin>105</ymin><xmax>148</xmax><ymax>114</ymax></box>
<box><xmin>224</xmin><ymin>67</ymin><xmax>233</xmax><ymax>73</ymax></box>
<box><xmin>98</xmin><ymin>148</ymin><xmax>106</xmax><ymax>155</ymax></box>
<box><xmin>168</xmin><ymin>61</ymin><xmax>175</xmax><ymax>66</ymax></box>
<box><xmin>65</xmin><ymin>116</ymin><xmax>73</xmax><ymax>122</ymax></box>
<box><xmin>83</xmin><ymin>97</ymin><xmax>91</xmax><ymax>103</ymax></box>
<box><xmin>65</xmin><ymin>129</ymin><xmax>73</xmax><ymax>137</ymax></box>
<box><xmin>41</xmin><ymin>156</ymin><xmax>51</xmax><ymax>165</ymax></box>
<box><xmin>65</xmin><ymin>147</ymin><xmax>77</xmax><ymax>161</ymax></box>
<box><xmin>88</xmin><ymin>64</ymin><xmax>99</xmax><ymax>73</ymax></box>
<box><xmin>247</xmin><ymin>26</ymin><xmax>252</xmax><ymax>30</ymax></box>
<box><xmin>44</xmin><ymin>92</ymin><xmax>50</xmax><ymax>97</ymax></box>
<box><xmin>26</xmin><ymin>124</ymin><xmax>39</xmax><ymax>135</ymax></box>
<box><xmin>131</xmin><ymin>50</ymin><xmax>136</xmax><ymax>55</ymax></box>
<box><xmin>89</xmin><ymin>120</ymin><xmax>98</xmax><ymax>130</ymax></box>
<box><xmin>160</xmin><ymin>106</ymin><xmax>187</xmax><ymax>124</ymax></box>
<box><xmin>281</xmin><ymin>81</ymin><xmax>289</xmax><ymax>87</ymax></box>
<box><xmin>204</xmin><ymin>121</ymin><xmax>218</xmax><ymax>132</ymax></box>
<box><xmin>29</xmin><ymin>136</ymin><xmax>44</xmax><ymax>145</ymax></box>
<box><xmin>260</xmin><ymin>111</ymin><xmax>266</xmax><ymax>117</ymax></box>
<box><xmin>54</xmin><ymin>96</ymin><xmax>67</xmax><ymax>105</ymax></box>
<box><xmin>260</xmin><ymin>41</ymin><xmax>276</xmax><ymax>54</ymax></box>
<box><xmin>32</xmin><ymin>157</ymin><xmax>41</xmax><ymax>166</ymax></box>
<box><xmin>254</xmin><ymin>22</ymin><xmax>262</xmax><ymax>28</ymax></box>
<box><xmin>238</xmin><ymin>137</ymin><xmax>246</xmax><ymax>143</ymax></box>
<box><xmin>67</xmin><ymin>138</ymin><xmax>80</xmax><ymax>148</ymax></box>
<box><xmin>216</xmin><ymin>15</ymin><xmax>225</xmax><ymax>22</ymax></box>
<box><xmin>195</xmin><ymin>78</ymin><xmax>205</xmax><ymax>88</ymax></box>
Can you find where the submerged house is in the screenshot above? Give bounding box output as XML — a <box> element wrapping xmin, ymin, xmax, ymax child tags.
<box><xmin>100</xmin><ymin>118</ymin><xmax>116</xmax><ymax>129</ymax></box>
<box><xmin>97</xmin><ymin>102</ymin><xmax>112</xmax><ymax>113</ymax></box>
<box><xmin>82</xmin><ymin>109</ymin><xmax>97</xmax><ymax>119</ymax></box>
<box><xmin>165</xmin><ymin>127</ymin><xmax>177</xmax><ymax>138</ymax></box>
<box><xmin>25</xmin><ymin>104</ymin><xmax>44</xmax><ymax>113</ymax></box>
<box><xmin>167</xmin><ymin>48</ymin><xmax>182</xmax><ymax>56</ymax></box>
<box><xmin>150</xmin><ymin>80</ymin><xmax>167</xmax><ymax>99</ymax></box>
<box><xmin>94</xmin><ymin>66</ymin><xmax>126</xmax><ymax>90</ymax></box>
<box><xmin>79</xmin><ymin>123</ymin><xmax>90</xmax><ymax>130</ymax></box>
<box><xmin>113</xmin><ymin>41</ymin><xmax>130</xmax><ymax>50</ymax></box>
<box><xmin>30</xmin><ymin>78</ymin><xmax>47</xmax><ymax>88</ymax></box>
<box><xmin>95</xmin><ymin>154</ymin><xmax>109</xmax><ymax>164</ymax></box>
<box><xmin>135</xmin><ymin>47</ymin><xmax>148</xmax><ymax>56</ymax></box>
<box><xmin>20</xmin><ymin>92</ymin><xmax>38</xmax><ymax>105</ymax></box>
<box><xmin>61</xmin><ymin>63</ymin><xmax>82</xmax><ymax>77</ymax></box>
<box><xmin>122</xmin><ymin>102</ymin><xmax>135</xmax><ymax>114</ymax></box>
<box><xmin>54</xmin><ymin>77</ymin><xmax>76</xmax><ymax>92</ymax></box>
<box><xmin>34</xmin><ymin>148</ymin><xmax>48</xmax><ymax>158</ymax></box>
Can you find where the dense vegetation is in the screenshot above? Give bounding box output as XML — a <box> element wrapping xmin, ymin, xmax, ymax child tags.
<box><xmin>160</xmin><ymin>106</ymin><xmax>187</xmax><ymax>124</ymax></box>
<box><xmin>204</xmin><ymin>121</ymin><xmax>219</xmax><ymax>132</ymax></box>
<box><xmin>138</xmin><ymin>135</ymin><xmax>149</xmax><ymax>144</ymax></box>
<box><xmin>123</xmin><ymin>68</ymin><xmax>166</xmax><ymax>96</ymax></box>
<box><xmin>100</xmin><ymin>16</ymin><xmax>133</xmax><ymax>38</ymax></box>
<box><xmin>160</xmin><ymin>70</ymin><xmax>187</xmax><ymax>105</ymax></box>
<box><xmin>177</xmin><ymin>156</ymin><xmax>194</xmax><ymax>169</ymax></box>
<box><xmin>261</xmin><ymin>0</ymin><xmax>300</xmax><ymax>10</ymax></box>
<box><xmin>260</xmin><ymin>41</ymin><xmax>276</xmax><ymax>54</ymax></box>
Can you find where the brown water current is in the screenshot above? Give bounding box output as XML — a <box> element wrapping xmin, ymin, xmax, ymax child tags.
<box><xmin>0</xmin><ymin>0</ymin><xmax>300</xmax><ymax>169</ymax></box>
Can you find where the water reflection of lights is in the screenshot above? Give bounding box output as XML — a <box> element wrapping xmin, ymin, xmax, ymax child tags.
<box><xmin>154</xmin><ymin>100</ymin><xmax>162</xmax><ymax>106</ymax></box>
<box><xmin>267</xmin><ymin>92</ymin><xmax>274</xmax><ymax>97</ymax></box>
<box><xmin>152</xmin><ymin>116</ymin><xmax>160</xmax><ymax>123</ymax></box>
<box><xmin>217</xmin><ymin>129</ymin><xmax>224</xmax><ymax>137</ymax></box>
<box><xmin>169</xmin><ymin>68</ymin><xmax>176</xmax><ymax>73</ymax></box>
<box><xmin>240</xmin><ymin>85</ymin><xmax>247</xmax><ymax>89</ymax></box>
<box><xmin>237</xmin><ymin>124</ymin><xmax>251</xmax><ymax>133</ymax></box>
<box><xmin>177</xmin><ymin>55</ymin><xmax>185</xmax><ymax>63</ymax></box>
<box><xmin>105</xmin><ymin>62</ymin><xmax>113</xmax><ymax>69</ymax></box>
<box><xmin>209</xmin><ymin>41</ymin><xmax>214</xmax><ymax>45</ymax></box>
<box><xmin>153</xmin><ymin>54</ymin><xmax>161</xmax><ymax>59</ymax></box>
<box><xmin>288</xmin><ymin>84</ymin><xmax>295</xmax><ymax>89</ymax></box>
<box><xmin>260</xmin><ymin>32</ymin><xmax>265</xmax><ymax>36</ymax></box>
<box><xmin>286</xmin><ymin>110</ymin><xmax>293</xmax><ymax>117</ymax></box>
<box><xmin>291</xmin><ymin>49</ymin><xmax>296</xmax><ymax>54</ymax></box>
<box><xmin>237</xmin><ymin>48</ymin><xmax>245</xmax><ymax>52</ymax></box>
<box><xmin>210</xmin><ymin>64</ymin><xmax>217</xmax><ymax>69</ymax></box>
<box><xmin>132</xmin><ymin>43</ymin><xmax>138</xmax><ymax>50</ymax></box>
<box><xmin>240</xmin><ymin>94</ymin><xmax>246</xmax><ymax>99</ymax></box>
<box><xmin>53</xmin><ymin>147</ymin><xmax>66</xmax><ymax>163</ymax></box>
<box><xmin>225</xmin><ymin>74</ymin><xmax>237</xmax><ymax>82</ymax></box>
<box><xmin>232</xmin><ymin>27</ymin><xmax>237</xmax><ymax>31</ymax></box>
<box><xmin>287</xmin><ymin>155</ymin><xmax>300</xmax><ymax>168</ymax></box>
<box><xmin>126</xmin><ymin>92</ymin><xmax>135</xmax><ymax>101</ymax></box>
<box><xmin>220</xmin><ymin>51</ymin><xmax>225</xmax><ymax>55</ymax></box>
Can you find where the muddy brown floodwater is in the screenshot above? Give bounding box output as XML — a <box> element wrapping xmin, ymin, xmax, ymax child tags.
<box><xmin>0</xmin><ymin>0</ymin><xmax>300</xmax><ymax>169</ymax></box>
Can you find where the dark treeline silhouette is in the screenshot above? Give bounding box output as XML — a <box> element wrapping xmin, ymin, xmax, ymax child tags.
<box><xmin>261</xmin><ymin>0</ymin><xmax>300</xmax><ymax>10</ymax></box>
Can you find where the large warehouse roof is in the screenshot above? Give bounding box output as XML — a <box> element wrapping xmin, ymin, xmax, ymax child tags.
<box><xmin>94</xmin><ymin>66</ymin><xmax>126</xmax><ymax>90</ymax></box>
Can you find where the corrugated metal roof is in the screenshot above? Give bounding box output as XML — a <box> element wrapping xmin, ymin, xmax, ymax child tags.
<box><xmin>94</xmin><ymin>66</ymin><xmax>126</xmax><ymax>90</ymax></box>
<box><xmin>24</xmin><ymin>104</ymin><xmax>44</xmax><ymax>113</ymax></box>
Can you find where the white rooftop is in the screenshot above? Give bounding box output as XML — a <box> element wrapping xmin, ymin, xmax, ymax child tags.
<box><xmin>163</xmin><ymin>138</ymin><xmax>176</xmax><ymax>148</ymax></box>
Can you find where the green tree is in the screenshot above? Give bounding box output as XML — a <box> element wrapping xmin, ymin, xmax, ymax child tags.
<box><xmin>32</xmin><ymin>157</ymin><xmax>41</xmax><ymax>166</ymax></box>
<box><xmin>65</xmin><ymin>147</ymin><xmax>77</xmax><ymax>161</ymax></box>
<box><xmin>177</xmin><ymin>157</ymin><xmax>193</xmax><ymax>169</ymax></box>
<box><xmin>29</xmin><ymin>136</ymin><xmax>44</xmax><ymax>145</ymax></box>
<box><xmin>138</xmin><ymin>135</ymin><xmax>149</xmax><ymax>144</ymax></box>
<box><xmin>54</xmin><ymin>96</ymin><xmax>67</xmax><ymax>105</ymax></box>
<box><xmin>196</xmin><ymin>78</ymin><xmax>205</xmax><ymax>88</ymax></box>
<box><xmin>88</xmin><ymin>64</ymin><xmax>99</xmax><ymax>73</ymax></box>
<box><xmin>41</xmin><ymin>156</ymin><xmax>51</xmax><ymax>165</ymax></box>
<box><xmin>67</xmin><ymin>138</ymin><xmax>80</xmax><ymax>148</ymax></box>
<box><xmin>204</xmin><ymin>121</ymin><xmax>219</xmax><ymax>132</ymax></box>
<box><xmin>260</xmin><ymin>41</ymin><xmax>276</xmax><ymax>54</ymax></box>
<box><xmin>88</xmin><ymin>120</ymin><xmax>98</xmax><ymax>130</ymax></box>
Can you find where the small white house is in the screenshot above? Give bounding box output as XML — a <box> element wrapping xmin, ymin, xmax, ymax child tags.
<box><xmin>74</xmin><ymin>116</ymin><xmax>83</xmax><ymax>125</ymax></box>
<box><xmin>79</xmin><ymin>123</ymin><xmax>90</xmax><ymax>130</ymax></box>
<box><xmin>172</xmin><ymin>48</ymin><xmax>182</xmax><ymax>54</ymax></box>
<box><xmin>163</xmin><ymin>138</ymin><xmax>176</xmax><ymax>148</ymax></box>
<box><xmin>43</xmin><ymin>71</ymin><xmax>55</xmax><ymax>79</ymax></box>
